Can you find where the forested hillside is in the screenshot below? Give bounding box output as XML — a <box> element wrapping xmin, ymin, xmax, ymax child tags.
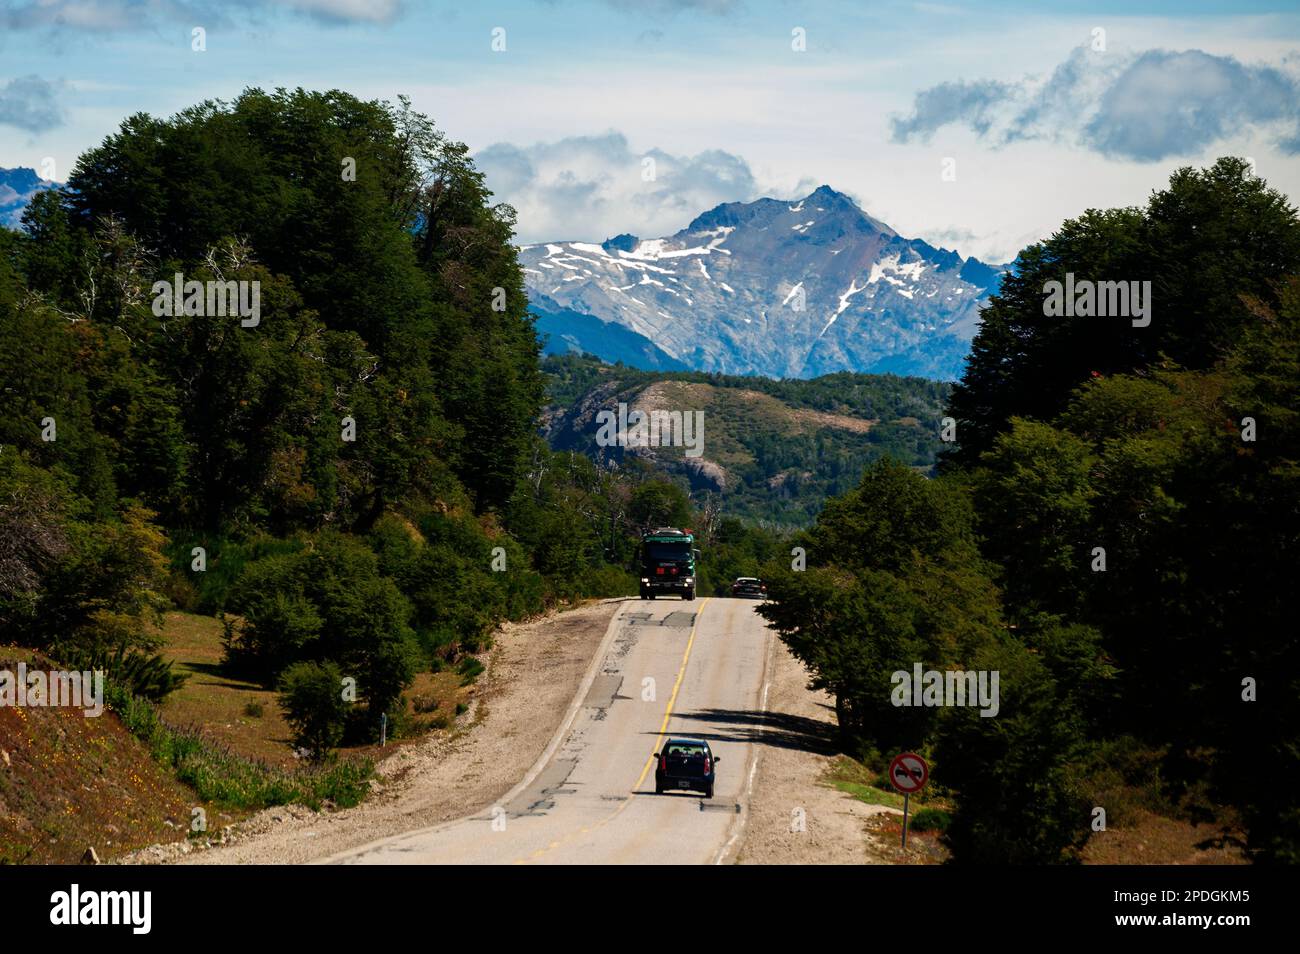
<box><xmin>0</xmin><ymin>89</ymin><xmax>715</xmax><ymax>779</ymax></box>
<box><xmin>541</xmin><ymin>353</ymin><xmax>950</xmax><ymax>526</ymax></box>
<box><xmin>758</xmin><ymin>158</ymin><xmax>1300</xmax><ymax>864</ymax></box>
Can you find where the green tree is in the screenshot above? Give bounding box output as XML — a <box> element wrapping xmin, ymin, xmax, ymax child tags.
<box><xmin>758</xmin><ymin>459</ymin><xmax>1004</xmax><ymax>754</ymax></box>
<box><xmin>630</xmin><ymin>480</ymin><xmax>692</xmax><ymax>529</ymax></box>
<box><xmin>278</xmin><ymin>660</ymin><xmax>349</xmax><ymax>762</ymax></box>
<box><xmin>946</xmin><ymin>158</ymin><xmax>1300</xmax><ymax>465</ymax></box>
<box><xmin>936</xmin><ymin>639</ymin><xmax>1092</xmax><ymax>864</ymax></box>
<box><xmin>225</xmin><ymin>532</ymin><xmax>417</xmax><ymax>731</ymax></box>
<box><xmin>972</xmin><ymin>419</ymin><xmax>1095</xmax><ymax>615</ymax></box>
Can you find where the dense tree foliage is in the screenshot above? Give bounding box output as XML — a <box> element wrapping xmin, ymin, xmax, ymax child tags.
<box><xmin>758</xmin><ymin>460</ymin><xmax>1100</xmax><ymax>862</ymax></box>
<box><xmin>44</xmin><ymin>88</ymin><xmax>543</xmax><ymax>524</ymax></box>
<box><xmin>0</xmin><ymin>89</ymin><xmax>628</xmax><ymax>734</ymax></box>
<box><xmin>760</xmin><ymin>159</ymin><xmax>1299</xmax><ymax>864</ymax></box>
<box><xmin>947</xmin><ymin>157</ymin><xmax>1300</xmax><ymax>465</ymax></box>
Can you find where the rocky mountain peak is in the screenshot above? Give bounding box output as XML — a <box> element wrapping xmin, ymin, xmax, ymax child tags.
<box><xmin>523</xmin><ymin>187</ymin><xmax>1007</xmax><ymax>380</ymax></box>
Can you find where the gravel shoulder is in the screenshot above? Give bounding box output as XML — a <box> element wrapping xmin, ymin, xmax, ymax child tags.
<box><xmin>733</xmin><ymin>637</ymin><xmax>894</xmax><ymax>865</ymax></box>
<box><xmin>121</xmin><ymin>598</ymin><xmax>625</xmax><ymax>865</ymax></box>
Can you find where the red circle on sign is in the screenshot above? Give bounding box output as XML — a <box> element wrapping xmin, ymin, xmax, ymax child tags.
<box><xmin>889</xmin><ymin>752</ymin><xmax>929</xmax><ymax>794</ymax></box>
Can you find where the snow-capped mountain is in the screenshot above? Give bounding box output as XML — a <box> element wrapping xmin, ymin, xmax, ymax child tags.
<box><xmin>0</xmin><ymin>167</ymin><xmax>59</xmax><ymax>228</ymax></box>
<box><xmin>522</xmin><ymin>185</ymin><xmax>1006</xmax><ymax>380</ymax></box>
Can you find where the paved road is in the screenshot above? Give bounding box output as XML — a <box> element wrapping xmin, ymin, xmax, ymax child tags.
<box><xmin>327</xmin><ymin>597</ymin><xmax>774</xmax><ymax>864</ymax></box>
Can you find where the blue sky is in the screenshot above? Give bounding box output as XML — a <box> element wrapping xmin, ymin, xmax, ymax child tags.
<box><xmin>2</xmin><ymin>0</ymin><xmax>1298</xmax><ymax>261</ymax></box>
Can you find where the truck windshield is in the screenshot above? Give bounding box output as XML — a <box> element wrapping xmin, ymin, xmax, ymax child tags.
<box><xmin>645</xmin><ymin>542</ymin><xmax>691</xmax><ymax>561</ymax></box>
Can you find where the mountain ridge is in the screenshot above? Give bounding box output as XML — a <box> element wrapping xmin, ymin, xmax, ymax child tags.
<box><xmin>0</xmin><ymin>167</ymin><xmax>59</xmax><ymax>228</ymax></box>
<box><xmin>524</xmin><ymin>185</ymin><xmax>1006</xmax><ymax>381</ymax></box>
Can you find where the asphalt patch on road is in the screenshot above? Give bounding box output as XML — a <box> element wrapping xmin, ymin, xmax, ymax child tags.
<box><xmin>585</xmin><ymin>673</ymin><xmax>623</xmax><ymax>709</ymax></box>
<box><xmin>626</xmin><ymin>611</ymin><xmax>696</xmax><ymax>628</ymax></box>
<box><xmin>504</xmin><ymin>756</ymin><xmax>579</xmax><ymax>817</ymax></box>
<box><xmin>602</xmin><ymin>620</ymin><xmax>641</xmax><ymax>672</ymax></box>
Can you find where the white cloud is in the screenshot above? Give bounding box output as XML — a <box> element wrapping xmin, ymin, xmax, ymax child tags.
<box><xmin>0</xmin><ymin>75</ymin><xmax>64</xmax><ymax>132</ymax></box>
<box><xmin>477</xmin><ymin>130</ymin><xmax>813</xmax><ymax>243</ymax></box>
<box><xmin>892</xmin><ymin>44</ymin><xmax>1300</xmax><ymax>161</ymax></box>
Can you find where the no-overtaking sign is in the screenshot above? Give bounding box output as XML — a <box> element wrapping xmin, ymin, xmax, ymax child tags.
<box><xmin>889</xmin><ymin>751</ymin><xmax>928</xmax><ymax>794</ymax></box>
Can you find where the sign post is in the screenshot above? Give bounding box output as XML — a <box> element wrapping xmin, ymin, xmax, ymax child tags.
<box><xmin>888</xmin><ymin>751</ymin><xmax>929</xmax><ymax>850</ymax></box>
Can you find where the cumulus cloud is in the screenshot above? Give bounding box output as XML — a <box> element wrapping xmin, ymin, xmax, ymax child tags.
<box><xmin>890</xmin><ymin>45</ymin><xmax>1300</xmax><ymax>161</ymax></box>
<box><xmin>0</xmin><ymin>0</ymin><xmax>402</xmax><ymax>30</ymax></box>
<box><xmin>889</xmin><ymin>78</ymin><xmax>1015</xmax><ymax>143</ymax></box>
<box><xmin>1086</xmin><ymin>49</ymin><xmax>1300</xmax><ymax>160</ymax></box>
<box><xmin>0</xmin><ymin>75</ymin><xmax>64</xmax><ymax>132</ymax></box>
<box><xmin>476</xmin><ymin>131</ymin><xmax>788</xmax><ymax>243</ymax></box>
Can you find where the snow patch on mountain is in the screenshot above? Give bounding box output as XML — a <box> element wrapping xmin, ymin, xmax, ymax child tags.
<box><xmin>522</xmin><ymin>185</ymin><xmax>1007</xmax><ymax>380</ymax></box>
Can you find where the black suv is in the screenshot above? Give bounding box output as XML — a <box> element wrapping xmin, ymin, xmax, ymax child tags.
<box><xmin>654</xmin><ymin>737</ymin><xmax>719</xmax><ymax>798</ymax></box>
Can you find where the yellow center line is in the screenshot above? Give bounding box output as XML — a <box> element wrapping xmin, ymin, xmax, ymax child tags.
<box><xmin>633</xmin><ymin>600</ymin><xmax>706</xmax><ymax>790</ymax></box>
<box><xmin>513</xmin><ymin>598</ymin><xmax>710</xmax><ymax>864</ymax></box>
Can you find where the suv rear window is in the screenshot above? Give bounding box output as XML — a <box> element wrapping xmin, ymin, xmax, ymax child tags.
<box><xmin>664</xmin><ymin>742</ymin><xmax>707</xmax><ymax>758</ymax></box>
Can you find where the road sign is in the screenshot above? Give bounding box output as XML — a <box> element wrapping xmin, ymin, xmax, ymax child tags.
<box><xmin>889</xmin><ymin>752</ymin><xmax>929</xmax><ymax>851</ymax></box>
<box><xmin>889</xmin><ymin>752</ymin><xmax>928</xmax><ymax>794</ymax></box>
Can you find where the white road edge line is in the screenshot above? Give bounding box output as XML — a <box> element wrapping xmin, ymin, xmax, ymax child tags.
<box><xmin>316</xmin><ymin>597</ymin><xmax>633</xmax><ymax>864</ymax></box>
<box><xmin>712</xmin><ymin>613</ymin><xmax>776</xmax><ymax>865</ymax></box>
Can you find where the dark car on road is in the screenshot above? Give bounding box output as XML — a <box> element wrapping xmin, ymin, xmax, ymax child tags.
<box><xmin>654</xmin><ymin>737</ymin><xmax>719</xmax><ymax>798</ymax></box>
<box><xmin>731</xmin><ymin>577</ymin><xmax>767</xmax><ymax>599</ymax></box>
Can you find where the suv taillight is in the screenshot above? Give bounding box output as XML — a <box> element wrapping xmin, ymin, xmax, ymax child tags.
<box><xmin>659</xmin><ymin>755</ymin><xmax>667</xmax><ymax>772</ymax></box>
<box><xmin>703</xmin><ymin>757</ymin><xmax>712</xmax><ymax>774</ymax></box>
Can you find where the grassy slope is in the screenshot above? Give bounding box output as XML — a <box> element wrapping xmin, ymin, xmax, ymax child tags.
<box><xmin>635</xmin><ymin>378</ymin><xmax>936</xmax><ymax>524</ymax></box>
<box><xmin>158</xmin><ymin>613</ymin><xmax>297</xmax><ymax>768</ymax></box>
<box><xmin>630</xmin><ymin>379</ymin><xmax>879</xmax><ymax>471</ymax></box>
<box><xmin>0</xmin><ymin>651</ymin><xmax>197</xmax><ymax>864</ymax></box>
<box><xmin>158</xmin><ymin>611</ymin><xmax>476</xmax><ymax>769</ymax></box>
<box><xmin>1</xmin><ymin>609</ymin><xmax>479</xmax><ymax>863</ymax></box>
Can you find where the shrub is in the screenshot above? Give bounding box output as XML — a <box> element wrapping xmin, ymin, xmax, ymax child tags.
<box><xmin>225</xmin><ymin>531</ymin><xmax>418</xmax><ymax>726</ymax></box>
<box><xmin>278</xmin><ymin>660</ymin><xmax>349</xmax><ymax>762</ymax></box>
<box><xmin>457</xmin><ymin>656</ymin><xmax>485</xmax><ymax>686</ymax></box>
<box><xmin>58</xmin><ymin>644</ymin><xmax>189</xmax><ymax>702</ymax></box>
<box><xmin>909</xmin><ymin>808</ymin><xmax>951</xmax><ymax>833</ymax></box>
<box><xmin>936</xmin><ymin>641</ymin><xmax>1093</xmax><ymax>864</ymax></box>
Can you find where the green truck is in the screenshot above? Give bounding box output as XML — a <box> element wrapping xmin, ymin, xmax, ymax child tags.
<box><xmin>639</xmin><ymin>527</ymin><xmax>698</xmax><ymax>601</ymax></box>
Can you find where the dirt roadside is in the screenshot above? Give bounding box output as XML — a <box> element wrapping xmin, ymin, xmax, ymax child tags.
<box><xmin>733</xmin><ymin>638</ymin><xmax>894</xmax><ymax>865</ymax></box>
<box><xmin>120</xmin><ymin>598</ymin><xmax>625</xmax><ymax>865</ymax></box>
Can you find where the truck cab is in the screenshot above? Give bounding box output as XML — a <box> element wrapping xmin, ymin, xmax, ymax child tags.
<box><xmin>639</xmin><ymin>527</ymin><xmax>697</xmax><ymax>601</ymax></box>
